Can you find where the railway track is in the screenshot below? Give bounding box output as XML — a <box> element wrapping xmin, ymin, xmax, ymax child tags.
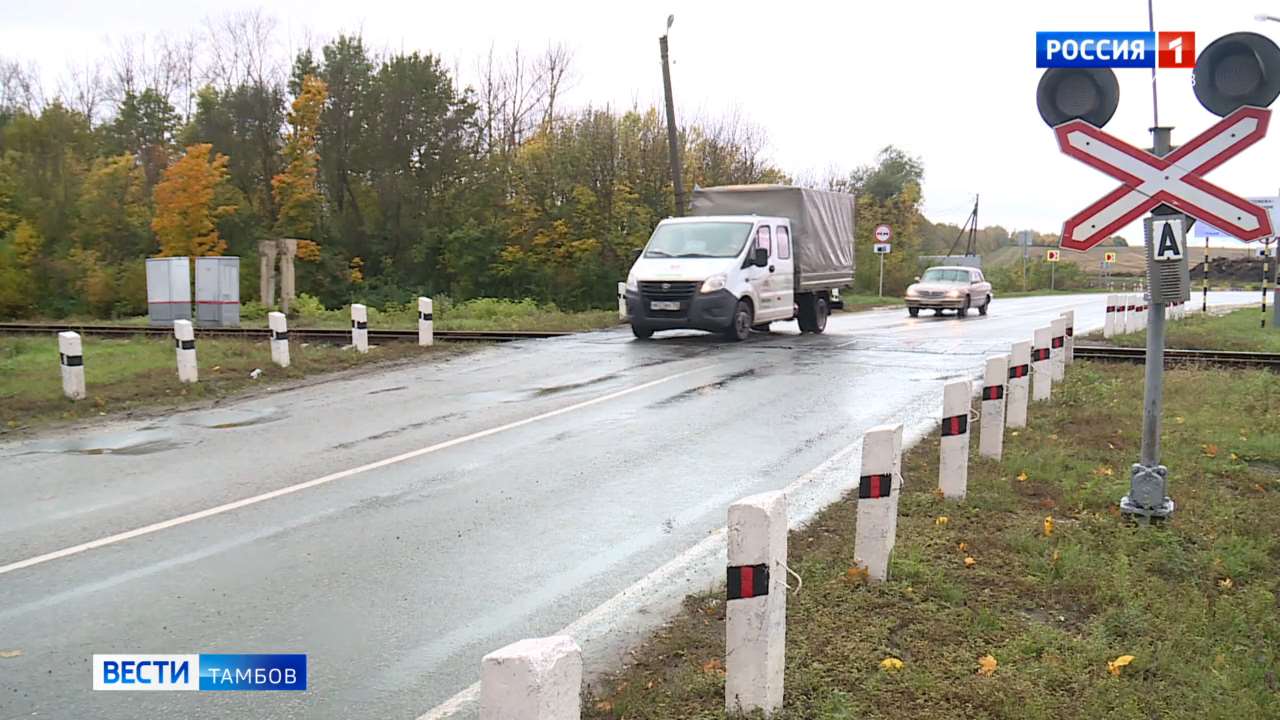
<box><xmin>1074</xmin><ymin>344</ymin><xmax>1280</xmax><ymax>369</ymax></box>
<box><xmin>0</xmin><ymin>322</ymin><xmax>572</xmax><ymax>344</ymax></box>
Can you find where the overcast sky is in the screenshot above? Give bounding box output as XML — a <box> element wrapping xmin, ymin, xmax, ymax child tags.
<box><xmin>6</xmin><ymin>0</ymin><xmax>1280</xmax><ymax>249</ymax></box>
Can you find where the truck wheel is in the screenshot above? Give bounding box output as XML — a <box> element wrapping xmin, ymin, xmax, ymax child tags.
<box><xmin>724</xmin><ymin>300</ymin><xmax>753</xmax><ymax>341</ymax></box>
<box><xmin>908</xmin><ymin>307</ymin><xmax>920</xmax><ymax>318</ymax></box>
<box><xmin>631</xmin><ymin>323</ymin><xmax>653</xmax><ymax>339</ymax></box>
<box><xmin>811</xmin><ymin>297</ymin><xmax>829</xmax><ymax>334</ymax></box>
<box><xmin>979</xmin><ymin>295</ymin><xmax>991</xmax><ymax>315</ymax></box>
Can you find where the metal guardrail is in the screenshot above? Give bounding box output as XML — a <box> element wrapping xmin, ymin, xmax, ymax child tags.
<box><xmin>1074</xmin><ymin>344</ymin><xmax>1280</xmax><ymax>369</ymax></box>
<box><xmin>0</xmin><ymin>323</ymin><xmax>572</xmax><ymax>344</ymax></box>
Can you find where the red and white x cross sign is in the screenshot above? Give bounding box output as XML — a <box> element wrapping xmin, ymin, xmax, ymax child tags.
<box><xmin>1056</xmin><ymin>106</ymin><xmax>1273</xmax><ymax>251</ymax></box>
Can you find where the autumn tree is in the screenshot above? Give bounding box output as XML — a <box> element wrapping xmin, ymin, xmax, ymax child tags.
<box><xmin>272</xmin><ymin>74</ymin><xmax>325</xmax><ymax>252</ymax></box>
<box><xmin>151</xmin><ymin>143</ymin><xmax>237</xmax><ymax>257</ymax></box>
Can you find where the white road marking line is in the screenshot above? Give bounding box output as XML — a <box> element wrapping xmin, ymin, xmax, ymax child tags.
<box><xmin>0</xmin><ymin>364</ymin><xmax>719</xmax><ymax>578</ymax></box>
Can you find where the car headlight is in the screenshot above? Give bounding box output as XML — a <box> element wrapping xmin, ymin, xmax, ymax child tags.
<box><xmin>906</xmin><ymin>286</ymin><xmax>920</xmax><ymax>297</ymax></box>
<box><xmin>947</xmin><ymin>289</ymin><xmax>963</xmax><ymax>298</ymax></box>
<box><xmin>626</xmin><ymin>273</ymin><xmax>638</xmax><ymax>292</ymax></box>
<box><xmin>700</xmin><ymin>274</ymin><xmax>727</xmax><ymax>294</ymax></box>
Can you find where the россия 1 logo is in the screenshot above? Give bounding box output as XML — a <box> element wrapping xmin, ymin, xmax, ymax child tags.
<box><xmin>1036</xmin><ymin>31</ymin><xmax>1195</xmax><ymax>68</ymax></box>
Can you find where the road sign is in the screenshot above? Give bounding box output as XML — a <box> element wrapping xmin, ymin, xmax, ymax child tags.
<box><xmin>1194</xmin><ymin>196</ymin><xmax>1280</xmax><ymax>238</ymax></box>
<box><xmin>1046</xmin><ymin>249</ymin><xmax>1061</xmax><ymax>262</ymax></box>
<box><xmin>874</xmin><ymin>224</ymin><xmax>892</xmax><ymax>243</ymax></box>
<box><xmin>1055</xmin><ymin>106</ymin><xmax>1274</xmax><ymax>251</ymax></box>
<box><xmin>1104</xmin><ymin>251</ymin><xmax>1118</xmax><ymax>263</ymax></box>
<box><xmin>873</xmin><ymin>243</ymin><xmax>891</xmax><ymax>254</ymax></box>
<box><xmin>1153</xmin><ymin>219</ymin><xmax>1185</xmax><ymax>261</ymax></box>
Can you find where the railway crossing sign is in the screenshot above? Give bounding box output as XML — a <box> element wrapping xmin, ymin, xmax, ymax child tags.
<box><xmin>1152</xmin><ymin>219</ymin><xmax>1185</xmax><ymax>261</ymax></box>
<box><xmin>1055</xmin><ymin>106</ymin><xmax>1274</xmax><ymax>251</ymax></box>
<box><xmin>1046</xmin><ymin>249</ymin><xmax>1061</xmax><ymax>262</ymax></box>
<box><xmin>1104</xmin><ymin>251</ymin><xmax>1118</xmax><ymax>263</ymax></box>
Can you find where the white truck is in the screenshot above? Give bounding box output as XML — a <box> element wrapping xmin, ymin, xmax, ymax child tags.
<box><xmin>623</xmin><ymin>185</ymin><xmax>856</xmax><ymax>341</ymax></box>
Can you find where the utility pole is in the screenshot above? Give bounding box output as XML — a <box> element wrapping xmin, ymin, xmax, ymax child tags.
<box><xmin>659</xmin><ymin>15</ymin><xmax>684</xmax><ymax>216</ymax></box>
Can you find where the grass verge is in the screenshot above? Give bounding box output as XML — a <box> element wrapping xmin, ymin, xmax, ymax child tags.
<box><xmin>1082</xmin><ymin>307</ymin><xmax>1280</xmax><ymax>353</ymax></box>
<box><xmin>584</xmin><ymin>361</ymin><xmax>1280</xmax><ymax>719</ymax></box>
<box><xmin>0</xmin><ymin>335</ymin><xmax>469</xmax><ymax>433</ymax></box>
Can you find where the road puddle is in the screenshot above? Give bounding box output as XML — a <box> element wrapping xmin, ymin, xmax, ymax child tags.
<box><xmin>25</xmin><ymin>429</ymin><xmax>185</xmax><ymax>456</ymax></box>
<box><xmin>179</xmin><ymin>407</ymin><xmax>288</xmax><ymax>429</ymax></box>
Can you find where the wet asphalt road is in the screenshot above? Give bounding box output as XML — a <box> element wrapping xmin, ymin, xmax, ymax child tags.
<box><xmin>0</xmin><ymin>292</ymin><xmax>1258</xmax><ymax>719</ymax></box>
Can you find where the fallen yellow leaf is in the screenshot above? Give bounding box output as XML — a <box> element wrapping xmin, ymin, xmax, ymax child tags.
<box><xmin>879</xmin><ymin>657</ymin><xmax>904</xmax><ymax>672</ymax></box>
<box><xmin>1051</xmin><ymin>549</ymin><xmax>1061</xmax><ymax>564</ymax></box>
<box><xmin>957</xmin><ymin>542</ymin><xmax>968</xmax><ymax>552</ymax></box>
<box><xmin>1202</xmin><ymin>443</ymin><xmax>1219</xmax><ymax>458</ymax></box>
<box><xmin>594</xmin><ymin>700</ymin><xmax>614</xmax><ymax>712</ymax></box>
<box><xmin>1107</xmin><ymin>654</ymin><xmax>1135</xmax><ymax>676</ymax></box>
<box><xmin>1043</xmin><ymin>516</ymin><xmax>1055</xmax><ymax>537</ymax></box>
<box><xmin>1218</xmin><ymin>577</ymin><xmax>1233</xmax><ymax>590</ymax></box>
<box><xmin>701</xmin><ymin>658</ymin><xmax>724</xmax><ymax>675</ymax></box>
<box><xmin>935</xmin><ymin>516</ymin><xmax>949</xmax><ymax>526</ymax></box>
<box><xmin>1016</xmin><ymin>471</ymin><xmax>1029</xmax><ymax>482</ymax></box>
<box><xmin>1010</xmin><ymin>431</ymin><xmax>1020</xmax><ymax>437</ymax></box>
<box><xmin>977</xmin><ymin>654</ymin><xmax>998</xmax><ymax>676</ymax></box>
<box><xmin>1092</xmin><ymin>465</ymin><xmax>1114</xmax><ymax>477</ymax></box>
<box><xmin>844</xmin><ymin>566</ymin><xmax>869</xmax><ymax>584</ymax></box>
<box><xmin>963</xmin><ymin>556</ymin><xmax>977</xmax><ymax>568</ymax></box>
<box><xmin>1174</xmin><ymin>416</ymin><xmax>1185</xmax><ymax>424</ymax></box>
<box><xmin>1231</xmin><ymin>453</ymin><xmax>1240</xmax><ymax>462</ymax></box>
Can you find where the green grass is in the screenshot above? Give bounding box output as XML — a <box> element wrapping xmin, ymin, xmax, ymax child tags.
<box><xmin>838</xmin><ymin>294</ymin><xmax>903</xmax><ymax>311</ymax></box>
<box><xmin>584</xmin><ymin>362</ymin><xmax>1280</xmax><ymax>720</ymax></box>
<box><xmin>0</xmin><ymin>335</ymin><xmax>467</xmax><ymax>432</ymax></box>
<box><xmin>1085</xmin><ymin>308</ymin><xmax>1280</xmax><ymax>353</ymax></box>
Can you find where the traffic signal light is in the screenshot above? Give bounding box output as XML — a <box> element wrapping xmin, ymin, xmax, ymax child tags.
<box><xmin>1192</xmin><ymin>32</ymin><xmax>1280</xmax><ymax>116</ymax></box>
<box><xmin>1035</xmin><ymin>68</ymin><xmax>1120</xmax><ymax>127</ymax></box>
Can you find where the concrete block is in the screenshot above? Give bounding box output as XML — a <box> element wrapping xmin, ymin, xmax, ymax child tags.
<box><xmin>617</xmin><ymin>282</ymin><xmax>627</xmax><ymax>320</ymax></box>
<box><xmin>1104</xmin><ymin>294</ymin><xmax>1119</xmax><ymax>338</ymax></box>
<box><xmin>479</xmin><ymin>635</ymin><xmax>582</xmax><ymax>720</ymax></box>
<box><xmin>854</xmin><ymin>423</ymin><xmax>903</xmax><ymax>582</ymax></box>
<box><xmin>1006</xmin><ymin>341</ymin><xmax>1031</xmax><ymax>428</ymax></box>
<box><xmin>351</xmin><ymin>303</ymin><xmax>369</xmax><ymax>354</ymax></box>
<box><xmin>1062</xmin><ymin>310</ymin><xmax>1075</xmax><ymax>364</ymax></box>
<box><xmin>1032</xmin><ymin>327</ymin><xmax>1052</xmax><ymax>402</ymax></box>
<box><xmin>979</xmin><ymin>354</ymin><xmax>1008</xmax><ymax>461</ymax></box>
<box><xmin>58</xmin><ymin>331</ymin><xmax>86</xmax><ymax>400</ymax></box>
<box><xmin>1050</xmin><ymin>317</ymin><xmax>1066</xmax><ymax>382</ymax></box>
<box><xmin>726</xmin><ymin>491</ymin><xmax>787</xmax><ymax>716</ymax></box>
<box><xmin>418</xmin><ymin>297</ymin><xmax>434</xmax><ymax>347</ymax></box>
<box><xmin>939</xmin><ymin>379</ymin><xmax>971</xmax><ymax>500</ymax></box>
<box><xmin>268</xmin><ymin>312</ymin><xmax>290</xmax><ymax>368</ymax></box>
<box><xmin>173</xmin><ymin>320</ymin><xmax>198</xmax><ymax>384</ymax></box>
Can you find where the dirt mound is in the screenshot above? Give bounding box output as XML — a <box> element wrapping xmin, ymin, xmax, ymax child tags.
<box><xmin>1189</xmin><ymin>257</ymin><xmax>1275</xmax><ymax>283</ymax></box>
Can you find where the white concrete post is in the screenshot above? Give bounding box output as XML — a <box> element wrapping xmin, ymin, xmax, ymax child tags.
<box><xmin>1006</xmin><ymin>341</ymin><xmax>1031</xmax><ymax>428</ymax></box>
<box><xmin>979</xmin><ymin>354</ymin><xmax>1008</xmax><ymax>460</ymax></box>
<box><xmin>1125</xmin><ymin>294</ymin><xmax>1139</xmax><ymax>334</ymax></box>
<box><xmin>351</xmin><ymin>303</ymin><xmax>369</xmax><ymax>353</ymax></box>
<box><xmin>1136</xmin><ymin>295</ymin><xmax>1147</xmax><ymax>329</ymax></box>
<box><xmin>268</xmin><ymin>311</ymin><xmax>290</xmax><ymax>368</ymax></box>
<box><xmin>854</xmin><ymin>423</ymin><xmax>903</xmax><ymax>582</ymax></box>
<box><xmin>58</xmin><ymin>331</ymin><xmax>86</xmax><ymax>400</ymax></box>
<box><xmin>939</xmin><ymin>380</ymin><xmax>971</xmax><ymax>500</ymax></box>
<box><xmin>479</xmin><ymin>636</ymin><xmax>582</xmax><ymax>720</ymax></box>
<box><xmin>1104</xmin><ymin>294</ymin><xmax>1118</xmax><ymax>338</ymax></box>
<box><xmin>1062</xmin><ymin>310</ymin><xmax>1075</xmax><ymax>364</ymax></box>
<box><xmin>617</xmin><ymin>281</ymin><xmax>627</xmax><ymax>320</ymax></box>
<box><xmin>1050</xmin><ymin>317</ymin><xmax>1066</xmax><ymax>382</ymax></box>
<box><xmin>418</xmin><ymin>297</ymin><xmax>434</xmax><ymax>347</ymax></box>
<box><xmin>172</xmin><ymin>320</ymin><xmax>198</xmax><ymax>383</ymax></box>
<box><xmin>1032</xmin><ymin>326</ymin><xmax>1052</xmax><ymax>402</ymax></box>
<box><xmin>726</xmin><ymin>491</ymin><xmax>787</xmax><ymax>716</ymax></box>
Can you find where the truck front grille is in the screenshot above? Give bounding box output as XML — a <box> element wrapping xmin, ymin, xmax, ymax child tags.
<box><xmin>639</xmin><ymin>281</ymin><xmax>699</xmax><ymax>301</ymax></box>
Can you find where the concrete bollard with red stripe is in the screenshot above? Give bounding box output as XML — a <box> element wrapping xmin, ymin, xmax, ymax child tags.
<box><xmin>173</xmin><ymin>320</ymin><xmax>198</xmax><ymax>384</ymax></box>
<box><xmin>1125</xmin><ymin>294</ymin><xmax>1140</xmax><ymax>334</ymax></box>
<box><xmin>979</xmin><ymin>354</ymin><xmax>1008</xmax><ymax>460</ymax></box>
<box><xmin>268</xmin><ymin>311</ymin><xmax>290</xmax><ymax>368</ymax></box>
<box><xmin>726</xmin><ymin>490</ymin><xmax>787</xmax><ymax>716</ymax></box>
<box><xmin>418</xmin><ymin>296</ymin><xmax>434</xmax><ymax>347</ymax></box>
<box><xmin>479</xmin><ymin>635</ymin><xmax>581</xmax><ymax>720</ymax></box>
<box><xmin>1032</xmin><ymin>326</ymin><xmax>1052</xmax><ymax>402</ymax></box>
<box><xmin>939</xmin><ymin>379</ymin><xmax>972</xmax><ymax>500</ymax></box>
<box><xmin>1006</xmin><ymin>341</ymin><xmax>1031</xmax><ymax>428</ymax></box>
<box><xmin>854</xmin><ymin>423</ymin><xmax>904</xmax><ymax>582</ymax></box>
<box><xmin>1062</xmin><ymin>310</ymin><xmax>1075</xmax><ymax>364</ymax></box>
<box><xmin>1050</xmin><ymin>317</ymin><xmax>1067</xmax><ymax>382</ymax></box>
<box><xmin>1104</xmin><ymin>294</ymin><xmax>1119</xmax><ymax>338</ymax></box>
<box><xmin>351</xmin><ymin>303</ymin><xmax>369</xmax><ymax>353</ymax></box>
<box><xmin>58</xmin><ymin>331</ymin><xmax>86</xmax><ymax>400</ymax></box>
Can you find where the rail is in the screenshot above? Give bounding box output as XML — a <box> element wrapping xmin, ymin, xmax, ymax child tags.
<box><xmin>1074</xmin><ymin>344</ymin><xmax>1280</xmax><ymax>369</ymax></box>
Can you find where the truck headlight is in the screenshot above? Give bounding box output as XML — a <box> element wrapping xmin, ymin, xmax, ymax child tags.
<box><xmin>626</xmin><ymin>273</ymin><xmax>638</xmax><ymax>292</ymax></box>
<box><xmin>700</xmin><ymin>274</ymin><xmax>727</xmax><ymax>294</ymax></box>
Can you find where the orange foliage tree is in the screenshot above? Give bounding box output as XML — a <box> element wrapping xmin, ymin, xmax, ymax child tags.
<box><xmin>273</xmin><ymin>75</ymin><xmax>327</xmax><ymax>261</ymax></box>
<box><xmin>151</xmin><ymin>144</ymin><xmax>237</xmax><ymax>257</ymax></box>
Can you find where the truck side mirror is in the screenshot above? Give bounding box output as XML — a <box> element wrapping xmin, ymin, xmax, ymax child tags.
<box><xmin>753</xmin><ymin>247</ymin><xmax>769</xmax><ymax>267</ymax></box>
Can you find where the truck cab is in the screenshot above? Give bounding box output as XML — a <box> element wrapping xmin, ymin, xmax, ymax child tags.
<box><xmin>625</xmin><ymin>216</ymin><xmax>795</xmax><ymax>340</ymax></box>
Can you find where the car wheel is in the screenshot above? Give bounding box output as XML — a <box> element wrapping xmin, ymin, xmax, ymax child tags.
<box><xmin>957</xmin><ymin>297</ymin><xmax>970</xmax><ymax>317</ymax></box>
<box><xmin>724</xmin><ymin>300</ymin><xmax>753</xmax><ymax>342</ymax></box>
<box><xmin>908</xmin><ymin>306</ymin><xmax>920</xmax><ymax>317</ymax></box>
<box><xmin>631</xmin><ymin>323</ymin><xmax>653</xmax><ymax>339</ymax></box>
<box><xmin>979</xmin><ymin>295</ymin><xmax>991</xmax><ymax>315</ymax></box>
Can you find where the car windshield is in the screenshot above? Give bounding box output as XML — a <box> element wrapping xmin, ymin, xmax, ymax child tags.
<box><xmin>921</xmin><ymin>268</ymin><xmax>971</xmax><ymax>283</ymax></box>
<box><xmin>643</xmin><ymin>221</ymin><xmax>753</xmax><ymax>258</ymax></box>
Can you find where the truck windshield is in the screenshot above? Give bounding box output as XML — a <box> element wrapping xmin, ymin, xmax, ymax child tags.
<box><xmin>921</xmin><ymin>268</ymin><xmax>971</xmax><ymax>283</ymax></box>
<box><xmin>643</xmin><ymin>222</ymin><xmax>753</xmax><ymax>258</ymax></box>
